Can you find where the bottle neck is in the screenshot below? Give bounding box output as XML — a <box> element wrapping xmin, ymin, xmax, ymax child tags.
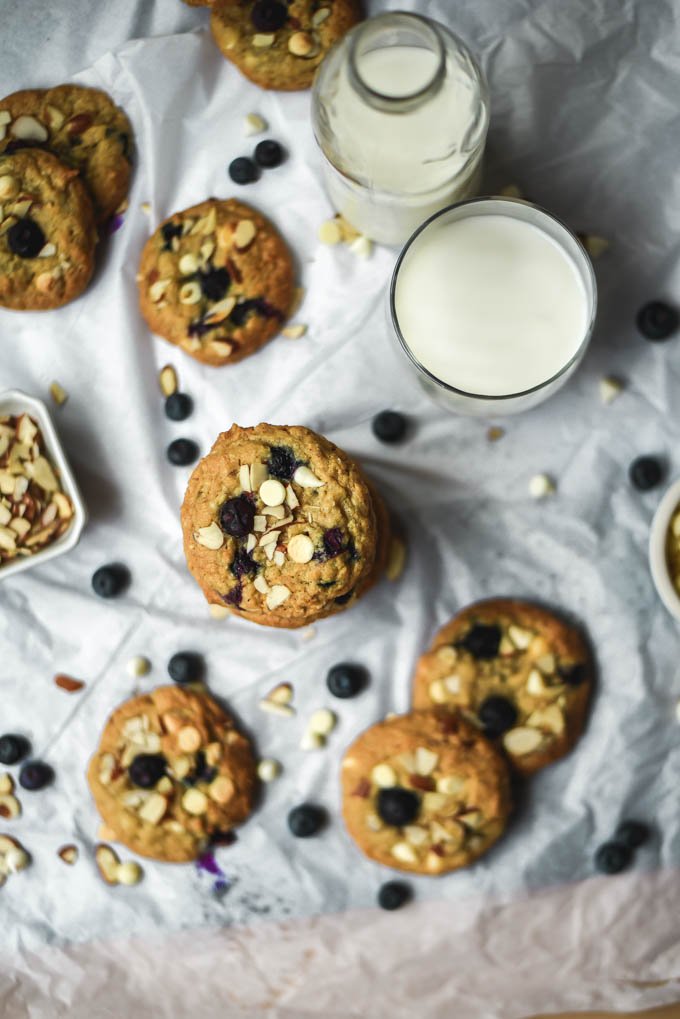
<box><xmin>347</xmin><ymin>12</ymin><xmax>446</xmax><ymax>114</ymax></box>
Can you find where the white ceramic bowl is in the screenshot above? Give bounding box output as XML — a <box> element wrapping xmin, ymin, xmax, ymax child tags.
<box><xmin>649</xmin><ymin>477</ymin><xmax>680</xmax><ymax>622</ymax></box>
<box><xmin>0</xmin><ymin>389</ymin><xmax>87</xmax><ymax>581</ymax></box>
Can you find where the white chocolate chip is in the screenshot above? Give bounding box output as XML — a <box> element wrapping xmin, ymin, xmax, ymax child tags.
<box><xmin>268</xmin><ymin>683</ymin><xmax>293</xmax><ymax>705</ymax></box>
<box><xmin>49</xmin><ymin>381</ymin><xmax>68</xmax><ymax>406</ymax></box>
<box><xmin>266</xmin><ymin>585</ymin><xmax>291</xmax><ymax>610</ymax></box>
<box><xmin>300</xmin><ymin>730</ymin><xmax>325</xmax><ymax>750</ymax></box>
<box><xmin>257</xmin><ymin>758</ymin><xmax>281</xmax><ymax>782</ymax></box>
<box><xmin>529</xmin><ymin>474</ymin><xmax>555</xmax><ymax>499</ymax></box>
<box><xmin>0</xmin><ymin>111</ymin><xmax>11</xmax><ymax>125</ymax></box>
<box><xmin>244</xmin><ymin>113</ymin><xmax>267</xmax><ymax>136</ymax></box>
<box><xmin>259</xmin><ymin>479</ymin><xmax>286</xmax><ymax>507</ymax></box>
<box><xmin>11</xmin><ymin>115</ymin><xmax>48</xmax><ymax>142</ymax></box>
<box><xmin>239</xmin><ymin>464</ymin><xmax>251</xmax><ymax>492</ymax></box>
<box><xmin>600</xmin><ymin>376</ymin><xmax>623</xmax><ymax>405</ymax></box>
<box><xmin>209</xmin><ymin>604</ymin><xmax>230</xmax><ymax>620</ymax></box>
<box><xmin>0</xmin><ymin>176</ymin><xmax>18</xmax><ymax>200</ymax></box>
<box><xmin>502</xmin><ymin>726</ymin><xmax>543</xmax><ymax>756</ymax></box>
<box><xmin>308</xmin><ymin>708</ymin><xmax>336</xmax><ymax>736</ymax></box>
<box><xmin>116</xmin><ymin>861</ymin><xmax>143</xmax><ymax>886</ymax></box>
<box><xmin>293</xmin><ymin>466</ymin><xmax>324</xmax><ymax>489</ymax></box>
<box><xmin>179</xmin><ymin>281</ymin><xmax>201</xmax><ymax>305</ymax></box>
<box><xmin>318</xmin><ymin>220</ymin><xmax>342</xmax><ymax>245</ymax></box>
<box><xmin>370</xmin><ymin>763</ymin><xmax>396</xmax><ymax>787</ymax></box>
<box><xmin>182</xmin><ymin>788</ymin><xmax>208</xmax><ymax>815</ymax></box>
<box><xmin>178</xmin><ymin>253</ymin><xmax>199</xmax><ymax>275</ymax></box>
<box><xmin>194</xmin><ymin>521</ymin><xmax>224</xmax><ymax>550</ymax></box>
<box><xmin>348</xmin><ymin>235</ymin><xmax>373</xmax><ymax>259</ymax></box>
<box><xmin>536</xmin><ymin>653</ymin><xmax>556</xmax><ymax>674</ymax></box>
<box><xmin>287</xmin><ymin>533</ymin><xmax>314</xmax><ymax>563</ymax></box>
<box><xmin>404</xmin><ymin>825</ymin><xmax>429</xmax><ymax>847</ymax></box>
<box><xmin>527</xmin><ymin>669</ymin><xmax>547</xmax><ymax>697</ymax></box>
<box><xmin>234</xmin><ymin>219</ymin><xmax>256</xmax><ymax>249</ymax></box>
<box><xmin>428</xmin><ymin>680</ymin><xmax>447</xmax><ymax>703</ymax></box>
<box><xmin>281</xmin><ymin>324</ymin><xmax>307</xmax><ymax>339</ymax></box>
<box><xmin>127</xmin><ymin>655</ymin><xmax>151</xmax><ymax>678</ymax></box>
<box><xmin>288</xmin><ymin>31</ymin><xmax>314</xmax><ymax>56</ymax></box>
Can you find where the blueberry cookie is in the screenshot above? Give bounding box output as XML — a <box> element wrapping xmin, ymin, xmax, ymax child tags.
<box><xmin>412</xmin><ymin>599</ymin><xmax>593</xmax><ymax>776</ymax></box>
<box><xmin>138</xmin><ymin>199</ymin><xmax>295</xmax><ymax>367</ymax></box>
<box><xmin>210</xmin><ymin>0</ymin><xmax>362</xmax><ymax>91</ymax></box>
<box><xmin>181</xmin><ymin>423</ymin><xmax>379</xmax><ymax>627</ymax></box>
<box><xmin>0</xmin><ymin>84</ymin><xmax>133</xmax><ymax>223</ymax></box>
<box><xmin>341</xmin><ymin>710</ymin><xmax>511</xmax><ymax>875</ymax></box>
<box><xmin>87</xmin><ymin>686</ymin><xmax>257</xmax><ymax>863</ymax></box>
<box><xmin>0</xmin><ymin>149</ymin><xmax>96</xmax><ymax>311</ymax></box>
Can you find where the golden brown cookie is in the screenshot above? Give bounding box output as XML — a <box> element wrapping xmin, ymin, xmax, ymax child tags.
<box><xmin>412</xmin><ymin>599</ymin><xmax>593</xmax><ymax>776</ymax></box>
<box><xmin>181</xmin><ymin>423</ymin><xmax>380</xmax><ymax>627</ymax></box>
<box><xmin>0</xmin><ymin>148</ymin><xmax>96</xmax><ymax>311</ymax></box>
<box><xmin>87</xmin><ymin>686</ymin><xmax>257</xmax><ymax>863</ymax></box>
<box><xmin>0</xmin><ymin>84</ymin><xmax>133</xmax><ymax>223</ymax></box>
<box><xmin>138</xmin><ymin>198</ymin><xmax>295</xmax><ymax>367</ymax></box>
<box><xmin>210</xmin><ymin>0</ymin><xmax>362</xmax><ymax>91</ymax></box>
<box><xmin>341</xmin><ymin>710</ymin><xmax>511</xmax><ymax>875</ymax></box>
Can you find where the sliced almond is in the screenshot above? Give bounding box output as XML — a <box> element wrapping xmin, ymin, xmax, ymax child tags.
<box><xmin>287</xmin><ymin>533</ymin><xmax>314</xmax><ymax>563</ymax></box>
<box><xmin>414</xmin><ymin>747</ymin><xmax>439</xmax><ymax>776</ymax></box>
<box><xmin>285</xmin><ymin>484</ymin><xmax>299</xmax><ymax>509</ymax></box>
<box><xmin>204</xmin><ymin>742</ymin><xmax>222</xmax><ymax>766</ymax></box>
<box><xmin>31</xmin><ymin>456</ymin><xmax>58</xmax><ymax>492</ymax></box>
<box><xmin>265</xmin><ymin>504</ymin><xmax>287</xmax><ymax>519</ymax></box>
<box><xmin>95</xmin><ymin>844</ymin><xmax>121</xmax><ymax>885</ymax></box>
<box><xmin>526</xmin><ymin>704</ymin><xmax>565</xmax><ymax>735</ymax></box>
<box><xmin>258</xmin><ymin>699</ymin><xmax>295</xmax><ymax>718</ymax></box>
<box><xmin>138</xmin><ymin>792</ymin><xmax>167</xmax><ymax>825</ymax></box>
<box><xmin>253</xmin><ymin>514</ymin><xmax>266</xmax><ymax>532</ymax></box>
<box><xmin>58</xmin><ymin>844</ymin><xmax>79</xmax><ymax>865</ymax></box>
<box><xmin>11</xmin><ymin>115</ymin><xmax>47</xmax><ymax>142</ymax></box>
<box><xmin>49</xmin><ymin>381</ymin><xmax>68</xmax><ymax>406</ymax></box>
<box><xmin>266</xmin><ymin>584</ymin><xmax>291</xmax><ymax>610</ymax></box>
<box><xmin>508</xmin><ymin>625</ymin><xmax>533</xmax><ymax>649</ymax></box>
<box><xmin>281</xmin><ymin>323</ymin><xmax>307</xmax><ymax>339</ymax></box>
<box><xmin>38</xmin><ymin>242</ymin><xmax>56</xmax><ymax>258</ymax></box>
<box><xmin>259</xmin><ymin>529</ymin><xmax>280</xmax><ymax>547</ymax></box>
<box><xmin>45</xmin><ymin>105</ymin><xmax>65</xmax><ymax>130</ymax></box>
<box><xmin>234</xmin><ymin>219</ymin><xmax>256</xmax><ymax>249</ymax></box>
<box><xmin>239</xmin><ymin>464</ymin><xmax>251</xmax><ymax>492</ymax></box>
<box><xmin>458</xmin><ymin>810</ymin><xmax>484</xmax><ymax>830</ymax></box>
<box><xmin>390</xmin><ymin>841</ymin><xmax>417</xmax><ymax>864</ymax></box>
<box><xmin>428</xmin><ymin>679</ymin><xmax>448</xmax><ymax>704</ymax></box>
<box><xmin>194</xmin><ymin>521</ymin><xmax>224</xmax><ymax>550</ymax></box>
<box><xmin>319</xmin><ymin>220</ymin><xmax>342</xmax><ymax>245</ymax></box>
<box><xmin>404</xmin><ymin>825</ymin><xmax>429</xmax><ymax>847</ymax></box>
<box><xmin>0</xmin><ymin>794</ymin><xmax>21</xmax><ymax>819</ymax></box>
<box><xmin>436</xmin><ymin>774</ymin><xmax>465</xmax><ymax>796</ymax></box>
<box><xmin>0</xmin><ymin>176</ymin><xmax>18</xmax><ymax>200</ymax></box>
<box><xmin>288</xmin><ymin>31</ymin><xmax>314</xmax><ymax>56</ymax></box>
<box><xmin>252</xmin><ymin>33</ymin><xmax>275</xmax><ymax>47</ymax></box>
<box><xmin>0</xmin><ymin>774</ymin><xmax>12</xmax><ymax>795</ymax></box>
<box><xmin>267</xmin><ymin>682</ymin><xmax>293</xmax><ymax>705</ymax></box>
<box><xmin>250</xmin><ymin>462</ymin><xmax>269</xmax><ymax>490</ymax></box>
<box><xmin>422</xmin><ymin>792</ymin><xmax>448</xmax><ymax>814</ymax></box>
<box><xmin>312</xmin><ymin>7</ymin><xmax>331</xmax><ymax>25</ymax></box>
<box><xmin>159</xmin><ymin>364</ymin><xmax>178</xmax><ymax>396</ymax></box>
<box><xmin>253</xmin><ymin>575</ymin><xmax>270</xmax><ymax>595</ymax></box>
<box><xmin>202</xmin><ymin>296</ymin><xmax>235</xmax><ymax>325</ymax></box>
<box><xmin>244</xmin><ymin>112</ymin><xmax>267</xmax><ymax>136</ymax></box>
<box><xmin>536</xmin><ymin>653</ymin><xmax>556</xmax><ymax>674</ymax></box>
<box><xmin>503</xmin><ymin>726</ymin><xmax>543</xmax><ymax>756</ymax></box>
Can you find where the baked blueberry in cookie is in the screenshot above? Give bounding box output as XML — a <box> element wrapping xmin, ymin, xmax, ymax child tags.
<box><xmin>412</xmin><ymin>599</ymin><xmax>594</xmax><ymax>776</ymax></box>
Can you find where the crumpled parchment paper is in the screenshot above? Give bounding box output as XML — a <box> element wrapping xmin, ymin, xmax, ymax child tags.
<box><xmin>1</xmin><ymin>0</ymin><xmax>679</xmax><ymax>1016</ymax></box>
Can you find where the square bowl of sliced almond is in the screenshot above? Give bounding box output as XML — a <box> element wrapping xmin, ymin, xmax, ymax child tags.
<box><xmin>0</xmin><ymin>389</ymin><xmax>87</xmax><ymax>580</ymax></box>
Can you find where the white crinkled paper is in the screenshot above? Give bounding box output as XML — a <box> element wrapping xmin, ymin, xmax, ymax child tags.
<box><xmin>1</xmin><ymin>0</ymin><xmax>680</xmax><ymax>1015</ymax></box>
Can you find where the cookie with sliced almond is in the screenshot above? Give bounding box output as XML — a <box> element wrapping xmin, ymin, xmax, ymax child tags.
<box><xmin>0</xmin><ymin>148</ymin><xmax>95</xmax><ymax>311</ymax></box>
<box><xmin>341</xmin><ymin>709</ymin><xmax>511</xmax><ymax>875</ymax></box>
<box><xmin>181</xmin><ymin>422</ymin><xmax>383</xmax><ymax>628</ymax></box>
<box><xmin>0</xmin><ymin>83</ymin><xmax>132</xmax><ymax>222</ymax></box>
<box><xmin>210</xmin><ymin>0</ymin><xmax>362</xmax><ymax>92</ymax></box>
<box><xmin>412</xmin><ymin>599</ymin><xmax>593</xmax><ymax>776</ymax></box>
<box><xmin>138</xmin><ymin>198</ymin><xmax>295</xmax><ymax>367</ymax></box>
<box><xmin>87</xmin><ymin>685</ymin><xmax>256</xmax><ymax>863</ymax></box>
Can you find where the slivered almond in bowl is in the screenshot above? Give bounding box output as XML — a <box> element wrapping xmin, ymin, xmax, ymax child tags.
<box><xmin>0</xmin><ymin>391</ymin><xmax>86</xmax><ymax>580</ymax></box>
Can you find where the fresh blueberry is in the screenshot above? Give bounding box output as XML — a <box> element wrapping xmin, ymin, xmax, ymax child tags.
<box><xmin>254</xmin><ymin>139</ymin><xmax>284</xmax><ymax>169</ymax></box>
<box><xmin>326</xmin><ymin>663</ymin><xmax>367</xmax><ymax>699</ymax></box>
<box><xmin>615</xmin><ymin>820</ymin><xmax>650</xmax><ymax>849</ymax></box>
<box><xmin>594</xmin><ymin>841</ymin><xmax>631</xmax><ymax>875</ymax></box>
<box><xmin>478</xmin><ymin>695</ymin><xmax>517</xmax><ymax>737</ymax></box>
<box><xmin>636</xmin><ymin>301</ymin><xmax>678</xmax><ymax>341</ymax></box>
<box><xmin>377</xmin><ymin>881</ymin><xmax>412</xmax><ymax>910</ymax></box>
<box><xmin>165</xmin><ymin>392</ymin><xmax>193</xmax><ymax>422</ymax></box>
<box><xmin>199</xmin><ymin>267</ymin><xmax>230</xmax><ymax>301</ymax></box>
<box><xmin>458</xmin><ymin>623</ymin><xmax>502</xmax><ymax>660</ymax></box>
<box><xmin>92</xmin><ymin>563</ymin><xmax>130</xmax><ymax>599</ymax></box>
<box><xmin>19</xmin><ymin>760</ymin><xmax>54</xmax><ymax>791</ymax></box>
<box><xmin>168</xmin><ymin>651</ymin><xmax>205</xmax><ymax>685</ymax></box>
<box><xmin>0</xmin><ymin>734</ymin><xmax>30</xmax><ymax>766</ymax></box>
<box><xmin>129</xmin><ymin>753</ymin><xmax>167</xmax><ymax>789</ymax></box>
<box><xmin>287</xmin><ymin>804</ymin><xmax>326</xmax><ymax>838</ymax></box>
<box><xmin>7</xmin><ymin>218</ymin><xmax>46</xmax><ymax>258</ymax></box>
<box><xmin>219</xmin><ymin>494</ymin><xmax>255</xmax><ymax>537</ymax></box>
<box><xmin>228</xmin><ymin>157</ymin><xmax>258</xmax><ymax>185</ymax></box>
<box><xmin>266</xmin><ymin>445</ymin><xmax>298</xmax><ymax>481</ymax></box>
<box><xmin>251</xmin><ymin>0</ymin><xmax>288</xmax><ymax>32</ymax></box>
<box><xmin>376</xmin><ymin>787</ymin><xmax>420</xmax><ymax>827</ymax></box>
<box><xmin>372</xmin><ymin>410</ymin><xmax>408</xmax><ymax>444</ymax></box>
<box><xmin>161</xmin><ymin>221</ymin><xmax>183</xmax><ymax>249</ymax></box>
<box><xmin>629</xmin><ymin>455</ymin><xmax>663</xmax><ymax>491</ymax></box>
<box><xmin>559</xmin><ymin>663</ymin><xmax>588</xmax><ymax>686</ymax></box>
<box><xmin>167</xmin><ymin>438</ymin><xmax>199</xmax><ymax>466</ymax></box>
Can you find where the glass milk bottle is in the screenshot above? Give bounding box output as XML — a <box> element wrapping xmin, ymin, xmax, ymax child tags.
<box><xmin>311</xmin><ymin>11</ymin><xmax>489</xmax><ymax>246</ymax></box>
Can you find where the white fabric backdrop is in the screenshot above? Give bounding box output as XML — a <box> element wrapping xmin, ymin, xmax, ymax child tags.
<box><xmin>1</xmin><ymin>0</ymin><xmax>679</xmax><ymax>1014</ymax></box>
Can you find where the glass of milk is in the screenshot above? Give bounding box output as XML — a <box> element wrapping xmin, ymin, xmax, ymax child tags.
<box><xmin>390</xmin><ymin>197</ymin><xmax>597</xmax><ymax>416</ymax></box>
<box><xmin>311</xmin><ymin>12</ymin><xmax>489</xmax><ymax>247</ymax></box>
